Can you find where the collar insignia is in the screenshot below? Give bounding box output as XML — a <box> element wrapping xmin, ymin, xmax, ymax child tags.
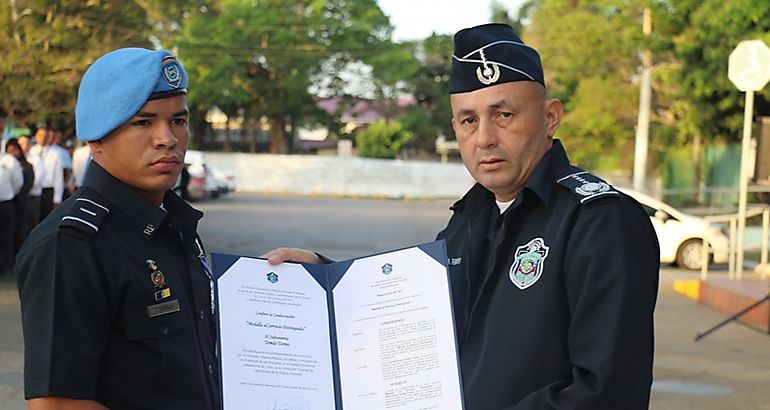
<box><xmin>476</xmin><ymin>49</ymin><xmax>501</xmax><ymax>85</ymax></box>
<box><xmin>509</xmin><ymin>237</ymin><xmax>549</xmax><ymax>290</ymax></box>
<box><xmin>575</xmin><ymin>181</ymin><xmax>610</xmax><ymax>196</ymax></box>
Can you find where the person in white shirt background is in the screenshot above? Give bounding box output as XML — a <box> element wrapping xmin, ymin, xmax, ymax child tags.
<box><xmin>29</xmin><ymin>127</ymin><xmax>63</xmax><ymax>220</ymax></box>
<box><xmin>50</xmin><ymin>129</ymin><xmax>74</xmax><ymax>199</ymax></box>
<box><xmin>18</xmin><ymin>136</ymin><xmax>43</xmax><ymax>227</ymax></box>
<box><xmin>71</xmin><ymin>142</ymin><xmax>92</xmax><ymax>190</ymax></box>
<box><xmin>5</xmin><ymin>138</ymin><xmax>35</xmax><ymax>256</ymax></box>
<box><xmin>0</xmin><ymin>146</ymin><xmax>23</xmax><ymax>275</ymax></box>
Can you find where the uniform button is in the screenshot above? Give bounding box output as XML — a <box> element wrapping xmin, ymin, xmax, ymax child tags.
<box><xmin>160</xmin><ymin>325</ymin><xmax>168</xmax><ymax>336</ymax></box>
<box><xmin>199</xmin><ymin>310</ymin><xmax>205</xmax><ymax>320</ymax></box>
<box><xmin>208</xmin><ymin>364</ymin><xmax>214</xmax><ymax>374</ymax></box>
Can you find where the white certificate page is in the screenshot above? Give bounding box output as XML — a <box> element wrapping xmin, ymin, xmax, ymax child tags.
<box><xmin>333</xmin><ymin>247</ymin><xmax>464</xmax><ymax>409</ymax></box>
<box><xmin>217</xmin><ymin>258</ymin><xmax>335</xmax><ymax>410</ymax></box>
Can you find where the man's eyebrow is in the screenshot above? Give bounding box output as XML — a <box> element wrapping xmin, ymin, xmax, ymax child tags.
<box><xmin>455</xmin><ymin>108</ymin><xmax>476</xmax><ymax>117</ymax></box>
<box><xmin>133</xmin><ymin>109</ymin><xmax>189</xmax><ymax>118</ymax></box>
<box><xmin>489</xmin><ymin>99</ymin><xmax>513</xmax><ymax>110</ymax></box>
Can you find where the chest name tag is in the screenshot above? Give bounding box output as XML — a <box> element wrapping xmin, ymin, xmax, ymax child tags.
<box><xmin>146</xmin><ymin>299</ymin><xmax>181</xmax><ymax>318</ymax></box>
<box><xmin>509</xmin><ymin>237</ymin><xmax>549</xmax><ymax>290</ymax></box>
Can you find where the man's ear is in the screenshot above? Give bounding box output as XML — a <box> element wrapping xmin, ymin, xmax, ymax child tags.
<box><xmin>87</xmin><ymin>141</ymin><xmax>102</xmax><ymax>155</ymax></box>
<box><xmin>544</xmin><ymin>98</ymin><xmax>563</xmax><ymax>138</ymax></box>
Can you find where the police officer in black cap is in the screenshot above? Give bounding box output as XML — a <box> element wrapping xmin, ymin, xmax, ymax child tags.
<box><xmin>265</xmin><ymin>23</ymin><xmax>660</xmax><ymax>409</ymax></box>
<box><xmin>16</xmin><ymin>48</ymin><xmax>218</xmax><ymax>409</ymax></box>
<box><xmin>438</xmin><ymin>23</ymin><xmax>659</xmax><ymax>408</ymax></box>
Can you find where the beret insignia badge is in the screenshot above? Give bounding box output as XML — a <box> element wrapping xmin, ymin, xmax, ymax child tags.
<box><xmin>162</xmin><ymin>57</ymin><xmax>182</xmax><ymax>89</ymax></box>
<box><xmin>476</xmin><ymin>49</ymin><xmax>500</xmax><ymax>85</ymax></box>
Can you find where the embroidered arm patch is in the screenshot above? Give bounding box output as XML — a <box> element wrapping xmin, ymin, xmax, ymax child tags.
<box><xmin>556</xmin><ymin>171</ymin><xmax>619</xmax><ymax>204</ymax></box>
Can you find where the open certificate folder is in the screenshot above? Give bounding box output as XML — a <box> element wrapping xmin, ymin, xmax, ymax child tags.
<box><xmin>212</xmin><ymin>241</ymin><xmax>464</xmax><ymax>410</ymax></box>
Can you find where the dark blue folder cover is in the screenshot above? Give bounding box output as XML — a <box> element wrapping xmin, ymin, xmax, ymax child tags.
<box><xmin>211</xmin><ymin>240</ymin><xmax>463</xmax><ymax>409</ymax></box>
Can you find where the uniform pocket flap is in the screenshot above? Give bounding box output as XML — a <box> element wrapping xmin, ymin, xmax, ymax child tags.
<box><xmin>124</xmin><ymin>301</ymin><xmax>190</xmax><ymax>340</ymax></box>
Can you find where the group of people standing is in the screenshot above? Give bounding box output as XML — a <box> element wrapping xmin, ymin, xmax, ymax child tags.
<box><xmin>0</xmin><ymin>127</ymin><xmax>91</xmax><ymax>275</ymax></box>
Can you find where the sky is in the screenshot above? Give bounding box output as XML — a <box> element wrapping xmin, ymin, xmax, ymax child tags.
<box><xmin>378</xmin><ymin>0</ymin><xmax>527</xmax><ymax>41</ymax></box>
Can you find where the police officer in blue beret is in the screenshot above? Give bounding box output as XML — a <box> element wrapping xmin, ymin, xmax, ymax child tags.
<box><xmin>264</xmin><ymin>23</ymin><xmax>660</xmax><ymax>409</ymax></box>
<box><xmin>16</xmin><ymin>48</ymin><xmax>219</xmax><ymax>409</ymax></box>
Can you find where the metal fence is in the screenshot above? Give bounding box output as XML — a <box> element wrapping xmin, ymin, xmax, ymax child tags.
<box><xmin>702</xmin><ymin>206</ymin><xmax>770</xmax><ymax>281</ymax></box>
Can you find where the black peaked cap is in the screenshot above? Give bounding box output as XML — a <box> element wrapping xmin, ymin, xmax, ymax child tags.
<box><xmin>449</xmin><ymin>23</ymin><xmax>545</xmax><ymax>94</ymax></box>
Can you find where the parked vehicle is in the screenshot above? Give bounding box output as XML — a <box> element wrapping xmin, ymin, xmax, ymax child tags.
<box><xmin>181</xmin><ymin>150</ymin><xmax>211</xmax><ymax>201</ymax></box>
<box><xmin>620</xmin><ymin>188</ymin><xmax>729</xmax><ymax>270</ymax></box>
<box><xmin>209</xmin><ymin>166</ymin><xmax>235</xmax><ymax>195</ymax></box>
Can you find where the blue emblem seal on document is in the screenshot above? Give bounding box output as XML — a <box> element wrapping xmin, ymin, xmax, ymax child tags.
<box><xmin>381</xmin><ymin>263</ymin><xmax>393</xmax><ymax>275</ymax></box>
<box><xmin>266</xmin><ymin>272</ymin><xmax>279</xmax><ymax>283</ymax></box>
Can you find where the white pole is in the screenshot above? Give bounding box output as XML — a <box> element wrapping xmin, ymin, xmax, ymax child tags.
<box><xmin>633</xmin><ymin>8</ymin><xmax>652</xmax><ymax>192</ymax></box>
<box><xmin>761</xmin><ymin>208</ymin><xmax>768</xmax><ymax>280</ymax></box>
<box><xmin>736</xmin><ymin>90</ymin><xmax>754</xmax><ymax>280</ymax></box>
<box><xmin>700</xmin><ymin>219</ymin><xmax>710</xmax><ymax>281</ymax></box>
<box><xmin>729</xmin><ymin>218</ymin><xmax>737</xmax><ymax>279</ymax></box>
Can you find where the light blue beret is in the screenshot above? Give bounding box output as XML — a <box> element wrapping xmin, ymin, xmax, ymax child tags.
<box><xmin>75</xmin><ymin>47</ymin><xmax>188</xmax><ymax>142</ymax></box>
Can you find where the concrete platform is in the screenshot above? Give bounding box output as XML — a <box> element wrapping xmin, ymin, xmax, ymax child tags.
<box><xmin>699</xmin><ymin>278</ymin><xmax>769</xmax><ymax>332</ymax></box>
<box><xmin>674</xmin><ymin>277</ymin><xmax>770</xmax><ymax>332</ymax></box>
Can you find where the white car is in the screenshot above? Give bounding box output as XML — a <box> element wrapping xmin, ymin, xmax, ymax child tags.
<box><xmin>183</xmin><ymin>149</ymin><xmax>215</xmax><ymax>201</ymax></box>
<box><xmin>209</xmin><ymin>166</ymin><xmax>235</xmax><ymax>196</ymax></box>
<box><xmin>620</xmin><ymin>188</ymin><xmax>729</xmax><ymax>270</ymax></box>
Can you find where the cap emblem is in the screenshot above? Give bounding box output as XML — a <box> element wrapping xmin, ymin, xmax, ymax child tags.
<box><xmin>476</xmin><ymin>49</ymin><xmax>501</xmax><ymax>85</ymax></box>
<box><xmin>162</xmin><ymin>57</ymin><xmax>182</xmax><ymax>89</ymax></box>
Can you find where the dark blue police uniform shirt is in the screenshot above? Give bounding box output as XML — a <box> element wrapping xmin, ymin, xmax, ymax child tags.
<box><xmin>16</xmin><ymin>161</ymin><xmax>219</xmax><ymax>409</ymax></box>
<box><xmin>437</xmin><ymin>140</ymin><xmax>660</xmax><ymax>409</ymax></box>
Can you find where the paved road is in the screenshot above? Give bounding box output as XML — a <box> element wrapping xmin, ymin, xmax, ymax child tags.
<box><xmin>0</xmin><ymin>193</ymin><xmax>768</xmax><ymax>409</ymax></box>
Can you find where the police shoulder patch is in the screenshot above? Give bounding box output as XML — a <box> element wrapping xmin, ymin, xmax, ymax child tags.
<box><xmin>59</xmin><ymin>196</ymin><xmax>111</xmax><ymax>236</ymax></box>
<box><xmin>556</xmin><ymin>168</ymin><xmax>619</xmax><ymax>204</ymax></box>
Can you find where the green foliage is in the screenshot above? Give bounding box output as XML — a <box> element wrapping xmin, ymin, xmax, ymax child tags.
<box><xmin>5</xmin><ymin>0</ymin><xmax>770</xmax><ymax>173</ymax></box>
<box><xmin>398</xmin><ymin>106</ymin><xmax>441</xmax><ymax>152</ymax></box>
<box><xmin>177</xmin><ymin>0</ymin><xmax>394</xmax><ymax>153</ymax></box>
<box><xmin>523</xmin><ymin>0</ymin><xmax>770</xmax><ymax>183</ymax></box>
<box><xmin>525</xmin><ymin>0</ymin><xmax>645</xmax><ymax>170</ymax></box>
<box><xmin>668</xmin><ymin>0</ymin><xmax>770</xmax><ymax>144</ymax></box>
<box><xmin>393</xmin><ymin>34</ymin><xmax>454</xmax><ymax>150</ymax></box>
<box><xmin>0</xmin><ymin>0</ymin><xmax>152</xmax><ymax>129</ymax></box>
<box><xmin>355</xmin><ymin>120</ymin><xmax>412</xmax><ymax>159</ymax></box>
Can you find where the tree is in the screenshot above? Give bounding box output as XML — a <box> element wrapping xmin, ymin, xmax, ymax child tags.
<box><xmin>665</xmin><ymin>0</ymin><xmax>770</xmax><ymax>188</ymax></box>
<box><xmin>0</xmin><ymin>0</ymin><xmax>152</xmax><ymax>132</ymax></box>
<box><xmin>525</xmin><ymin>0</ymin><xmax>649</xmax><ymax>171</ymax></box>
<box><xmin>355</xmin><ymin>119</ymin><xmax>412</xmax><ymax>159</ymax></box>
<box><xmin>177</xmin><ymin>0</ymin><xmax>394</xmax><ymax>154</ymax></box>
<box><xmin>393</xmin><ymin>34</ymin><xmax>454</xmax><ymax>153</ymax></box>
<box><xmin>491</xmin><ymin>0</ymin><xmax>537</xmax><ymax>33</ymax></box>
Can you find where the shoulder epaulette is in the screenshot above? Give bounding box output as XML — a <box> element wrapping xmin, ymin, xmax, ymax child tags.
<box><xmin>59</xmin><ymin>196</ymin><xmax>111</xmax><ymax>236</ymax></box>
<box><xmin>556</xmin><ymin>169</ymin><xmax>619</xmax><ymax>204</ymax></box>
